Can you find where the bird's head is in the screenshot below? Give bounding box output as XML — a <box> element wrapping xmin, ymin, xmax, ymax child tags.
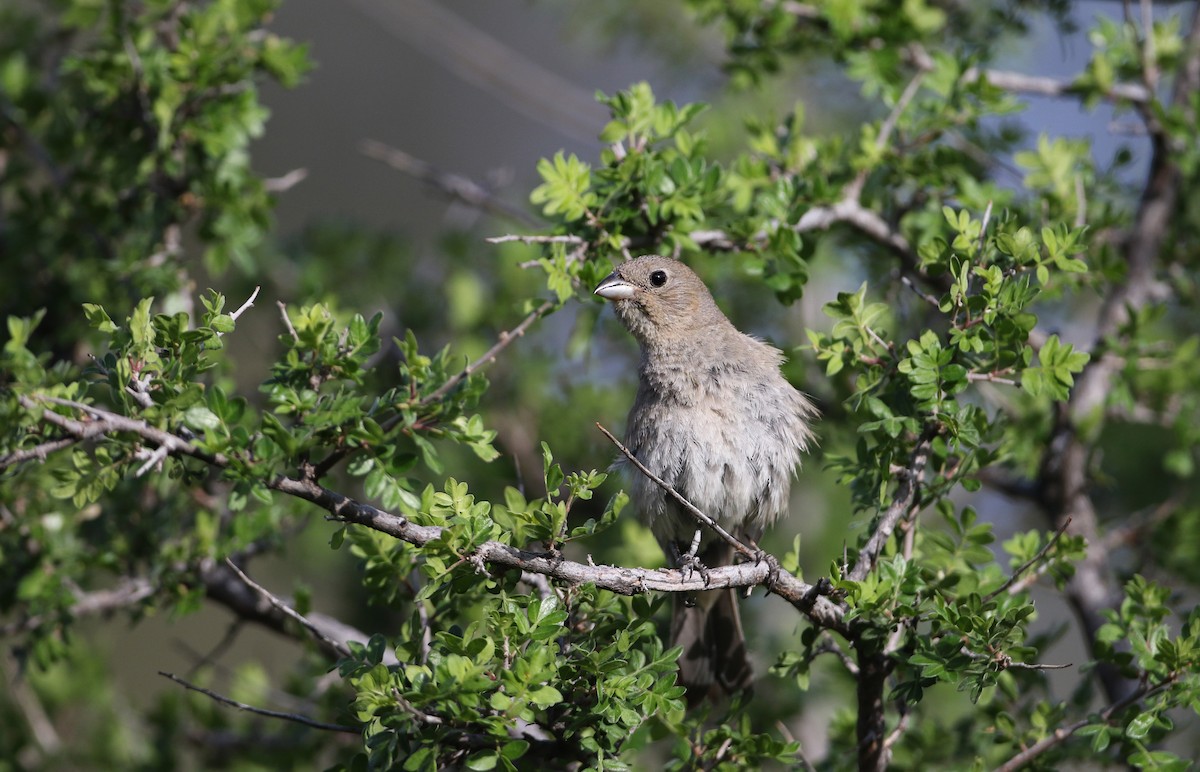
<box><xmin>593</xmin><ymin>255</ymin><xmax>727</xmax><ymax>347</ymax></box>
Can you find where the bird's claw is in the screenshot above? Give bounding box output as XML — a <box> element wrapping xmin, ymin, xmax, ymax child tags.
<box><xmin>670</xmin><ymin>538</ymin><xmax>713</xmax><ymax>587</ymax></box>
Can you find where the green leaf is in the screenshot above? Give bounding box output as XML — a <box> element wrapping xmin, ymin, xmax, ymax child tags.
<box><xmin>183</xmin><ymin>405</ymin><xmax>222</xmax><ymax>432</ymax></box>
<box><xmin>1127</xmin><ymin>711</ymin><xmax>1155</xmax><ymax>740</ymax></box>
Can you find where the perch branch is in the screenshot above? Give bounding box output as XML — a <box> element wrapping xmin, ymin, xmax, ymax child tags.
<box><xmin>19</xmin><ymin>395</ymin><xmax>849</xmax><ymax>634</ymax></box>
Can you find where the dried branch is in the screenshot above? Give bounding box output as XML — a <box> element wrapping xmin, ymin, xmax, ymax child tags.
<box><xmin>796</xmin><ymin>197</ymin><xmax>914</xmax><ymax>262</ymax></box>
<box><xmin>19</xmin><ymin>395</ymin><xmax>227</xmax><ymax>467</ymax></box>
<box><xmin>905</xmin><ymin>43</ymin><xmax>1150</xmax><ymax>104</ymax></box>
<box><xmin>0</xmin><ymin>436</ymin><xmax>81</xmax><ymax>470</ymax></box>
<box><xmin>3</xmin><ymin>656</ymin><xmax>62</xmax><ymax>758</ymax></box>
<box><xmin>485</xmin><ymin>234</ymin><xmax>585</xmax><ymax>246</ymax></box>
<box><xmin>976</xmin><ymin>68</ymin><xmax>1149</xmax><ymax>103</ymax></box>
<box><xmin>223</xmin><ymin>558</ymin><xmax>352</xmax><ymax>659</ymax></box>
<box><xmin>263</xmin><ymin>168</ymin><xmax>308</xmax><ymax>193</ymax></box>
<box><xmin>319</xmin><ymin>298</ymin><xmax>561</xmax><ymax>478</ymax></box>
<box><xmin>200</xmin><ymin>558</ymin><xmax>395</xmax><ymax>665</ymax></box>
<box><xmin>966</xmin><ymin>371</ymin><xmax>1018</xmax><ymax>386</ymax></box>
<box><xmin>983</xmin><ymin>517</ymin><xmax>1072</xmax><ymax>602</ymax></box>
<box><xmin>845</xmin><ymin>68</ymin><xmax>928</xmax><ymax>200</ymax></box>
<box><xmin>847</xmin><ymin>429</ymin><xmax>935</xmax><ymax>582</ymax></box>
<box><xmin>228</xmin><ymin>286</ymin><xmax>261</xmax><ymax>325</ymax></box>
<box><xmin>158</xmin><ymin>671</ymin><xmax>358</xmax><ymax>734</ymax></box>
<box><xmin>361</xmin><ymin>139</ymin><xmax>542</xmax><ymax>228</ymax></box>
<box><xmin>418</xmin><ymin>299</ymin><xmax>557</xmax><ymax>407</ymax></box>
<box><xmin>0</xmin><ymin>577</ymin><xmax>156</xmax><ymax>637</ymax></box>
<box><xmin>277</xmin><ymin>301</ymin><xmax>299</xmax><ymax>343</ymax></box>
<box><xmin>993</xmin><ymin>675</ymin><xmax>1179</xmax><ymax>772</ymax></box>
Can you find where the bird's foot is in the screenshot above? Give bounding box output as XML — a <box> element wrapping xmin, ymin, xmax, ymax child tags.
<box><xmin>670</xmin><ymin>535</ymin><xmax>713</xmax><ymax>587</ymax></box>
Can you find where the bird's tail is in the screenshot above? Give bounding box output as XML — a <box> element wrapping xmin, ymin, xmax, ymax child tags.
<box><xmin>671</xmin><ymin>586</ymin><xmax>754</xmax><ymax>705</ymax></box>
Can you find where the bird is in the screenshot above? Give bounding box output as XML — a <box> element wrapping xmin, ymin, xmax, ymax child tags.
<box><xmin>593</xmin><ymin>254</ymin><xmax>817</xmax><ymax>702</ymax></box>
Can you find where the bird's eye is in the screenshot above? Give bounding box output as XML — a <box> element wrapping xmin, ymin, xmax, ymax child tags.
<box><xmin>649</xmin><ymin>270</ymin><xmax>668</xmax><ymax>287</ymax></box>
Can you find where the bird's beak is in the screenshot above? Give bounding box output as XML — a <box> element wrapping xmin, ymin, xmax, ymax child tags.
<box><xmin>594</xmin><ymin>273</ymin><xmax>635</xmax><ymax>300</ymax></box>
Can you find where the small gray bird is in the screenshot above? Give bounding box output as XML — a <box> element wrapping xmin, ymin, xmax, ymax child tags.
<box><xmin>594</xmin><ymin>255</ymin><xmax>817</xmax><ymax>702</ymax></box>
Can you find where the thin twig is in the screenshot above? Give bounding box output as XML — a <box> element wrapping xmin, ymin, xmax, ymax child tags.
<box><xmin>0</xmin><ymin>437</ymin><xmax>80</xmax><ymax>470</ymax></box>
<box><xmin>223</xmin><ymin>558</ymin><xmax>352</xmax><ymax>659</ymax></box>
<box><xmin>0</xmin><ymin>577</ymin><xmax>157</xmax><ymax>637</ymax></box>
<box><xmin>1139</xmin><ymin>0</ymin><xmax>1160</xmax><ymax>92</ymax></box>
<box><xmin>979</xmin><ymin>68</ymin><xmax>1150</xmax><ymax>103</ymax></box>
<box><xmin>993</xmin><ymin>675</ymin><xmax>1178</xmax><ymax>772</ymax></box>
<box><xmin>978</xmin><ymin>200</ymin><xmax>994</xmax><ymax>253</ymax></box>
<box><xmin>417</xmin><ymin>299</ymin><xmax>557</xmax><ymax>407</ymax></box>
<box><xmin>3</xmin><ymin>656</ymin><xmax>62</xmax><ymax>756</ymax></box>
<box><xmin>228</xmin><ymin>286</ymin><xmax>261</xmax><ymax>324</ymax></box>
<box><xmin>881</xmin><ymin>709</ymin><xmax>910</xmax><ymax>754</ymax></box>
<box><xmin>263</xmin><ymin>168</ymin><xmax>308</xmax><ymax>193</ymax></box>
<box><xmin>774</xmin><ymin>720</ymin><xmax>818</xmax><ymax>772</ymax></box>
<box><xmin>983</xmin><ymin>518</ymin><xmax>1072</xmax><ymax>602</ymax></box>
<box><xmin>277</xmin><ymin>301</ymin><xmax>299</xmax><ymax>343</ymax></box>
<box><xmin>594</xmin><ymin>422</ymin><xmax>757</xmax><ymax>561</ymax></box>
<box><xmin>814</xmin><ymin>634</ymin><xmax>860</xmax><ymax>676</ymax></box>
<box><xmin>905</xmin><ymin>42</ymin><xmax>1151</xmax><ymax>104</ymax></box>
<box><xmin>361</xmin><ymin>139</ymin><xmax>542</xmax><ymax>228</ymax></box>
<box><xmin>845</xmin><ymin>68</ymin><xmax>927</xmax><ymax>200</ymax></box>
<box><xmin>967</xmin><ymin>371</ymin><xmax>1018</xmax><ymax>386</ymax></box>
<box><xmin>135</xmin><ymin>443</ymin><xmax>171</xmax><ymax>477</ymax></box>
<box><xmin>21</xmin><ymin>395</ymin><xmax>227</xmax><ymax>467</ymax></box>
<box><xmin>847</xmin><ymin>429</ymin><xmax>936</xmax><ymax>582</ymax></box>
<box><xmin>158</xmin><ymin>671</ymin><xmax>358</xmax><ymax>733</ymax></box>
<box><xmin>1103</xmin><ymin>493</ymin><xmax>1184</xmax><ymax>550</ymax></box>
<box><xmin>486</xmin><ymin>234</ymin><xmax>585</xmax><ymax>246</ymax></box>
<box><xmin>898</xmin><ymin>273</ymin><xmax>942</xmax><ymax>308</ymax></box>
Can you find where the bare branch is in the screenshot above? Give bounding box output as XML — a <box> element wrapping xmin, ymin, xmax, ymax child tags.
<box><xmin>263</xmin><ymin>168</ymin><xmax>308</xmax><ymax>193</ymax></box>
<box><xmin>845</xmin><ymin>68</ymin><xmax>927</xmax><ymax>200</ymax></box>
<box><xmin>277</xmin><ymin>301</ymin><xmax>299</xmax><ymax>343</ymax></box>
<box><xmin>0</xmin><ymin>436</ymin><xmax>81</xmax><ymax>470</ymax></box>
<box><xmin>223</xmin><ymin>558</ymin><xmax>352</xmax><ymax>659</ymax></box>
<box><xmin>847</xmin><ymin>429</ymin><xmax>935</xmax><ymax>582</ymax></box>
<box><xmin>200</xmin><ymin>559</ymin><xmax>395</xmax><ymax>665</ymax></box>
<box><xmin>134</xmin><ymin>443</ymin><xmax>172</xmax><ymax>477</ymax></box>
<box><xmin>813</xmin><ymin>634</ymin><xmax>860</xmax><ymax>676</ymax></box>
<box><xmin>966</xmin><ymin>371</ymin><xmax>1018</xmax><ymax>386</ymax></box>
<box><xmin>1033</xmin><ymin>0</ymin><xmax>1200</xmax><ymax>707</ymax></box>
<box><xmin>977</xmin><ymin>68</ymin><xmax>1150</xmax><ymax>103</ymax></box>
<box><xmin>20</xmin><ymin>395</ymin><xmax>228</xmax><ymax>467</ymax></box>
<box><xmin>983</xmin><ymin>518</ymin><xmax>1072</xmax><ymax>602</ymax></box>
<box><xmin>796</xmin><ymin>197</ymin><xmax>913</xmax><ymax>260</ymax></box>
<box><xmin>417</xmin><ymin>299</ymin><xmax>557</xmax><ymax>408</ymax></box>
<box><xmin>361</xmin><ymin>139</ymin><xmax>542</xmax><ymax>228</ymax></box>
<box><xmin>228</xmin><ymin>286</ymin><xmax>261</xmax><ymax>324</ymax></box>
<box><xmin>314</xmin><ymin>299</ymin><xmax>557</xmax><ymax>479</ymax></box>
<box><xmin>486</xmin><ymin>234</ymin><xmax>585</xmax><ymax>246</ymax></box>
<box><xmin>158</xmin><ymin>671</ymin><xmax>358</xmax><ymax>734</ymax></box>
<box><xmin>3</xmin><ymin>656</ymin><xmax>62</xmax><ymax>757</ymax></box>
<box><xmin>1</xmin><ymin>577</ymin><xmax>155</xmax><ymax>637</ymax></box>
<box><xmin>994</xmin><ymin>675</ymin><xmax>1179</xmax><ymax>772</ymax></box>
